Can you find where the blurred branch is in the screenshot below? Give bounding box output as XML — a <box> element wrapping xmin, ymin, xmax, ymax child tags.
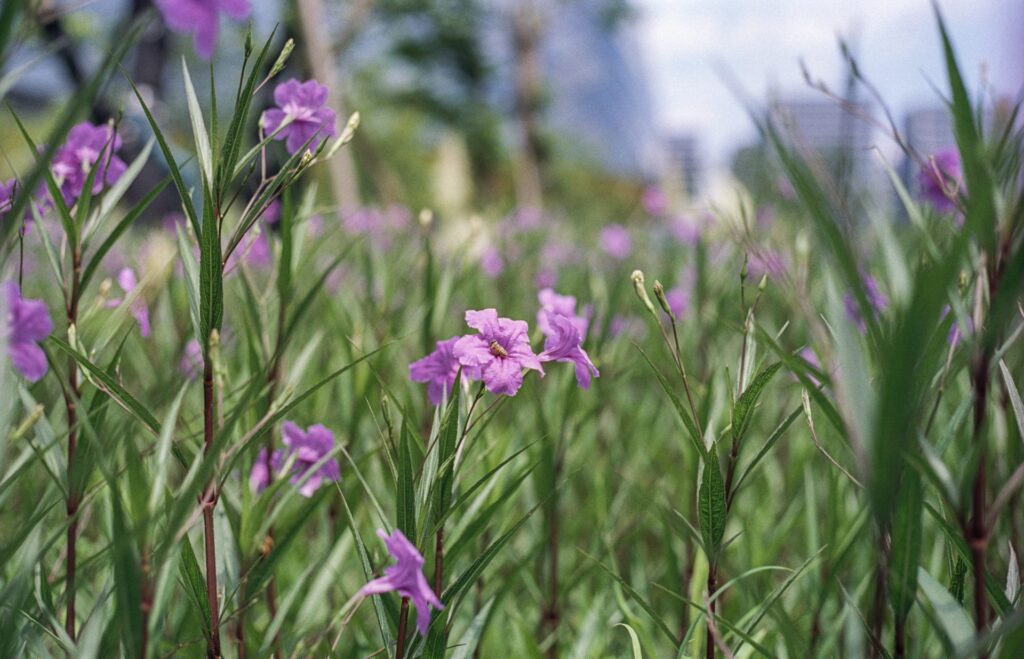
<box><xmin>296</xmin><ymin>0</ymin><xmax>360</xmax><ymax>209</ymax></box>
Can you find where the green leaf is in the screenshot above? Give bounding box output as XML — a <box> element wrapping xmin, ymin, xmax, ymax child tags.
<box><xmin>397</xmin><ymin>423</ymin><xmax>417</xmax><ymax>540</ymax></box>
<box><xmin>731</xmin><ymin>361</ymin><xmax>782</xmax><ymax>446</ymax></box>
<box><xmin>698</xmin><ymin>449</ymin><xmax>727</xmax><ymax>560</ymax></box>
<box><xmin>889</xmin><ymin>470</ymin><xmax>923</xmax><ymax>622</ymax></box>
<box><xmin>198</xmin><ymin>184</ymin><xmax>223</xmax><ymax>341</ymax></box>
<box><xmin>918</xmin><ymin>567</ymin><xmax>973</xmax><ymax>653</ymax></box>
<box><xmin>999</xmin><ymin>360</ymin><xmax>1024</xmax><ymax>443</ymax></box>
<box><xmin>182</xmin><ymin>58</ymin><xmax>214</xmax><ymax>186</ymax></box>
<box><xmin>635</xmin><ymin>344</ymin><xmax>705</xmax><ymax>457</ymax></box>
<box><xmin>178</xmin><ymin>539</ymin><xmax>213</xmax><ymax>647</ymax></box>
<box><xmin>615</xmin><ymin>623</ymin><xmax>644</xmax><ymax>659</ymax></box>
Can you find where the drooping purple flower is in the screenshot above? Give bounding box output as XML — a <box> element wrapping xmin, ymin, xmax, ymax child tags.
<box><xmin>537</xmin><ymin>288</ymin><xmax>589</xmax><ymax>339</ymax></box>
<box><xmin>918</xmin><ymin>148</ymin><xmax>961</xmax><ymax>213</ymax></box>
<box><xmin>2</xmin><ymin>281</ymin><xmax>53</xmax><ymax>382</ymax></box>
<box><xmin>409</xmin><ymin>336</ymin><xmax>472</xmax><ymax>405</ymax></box>
<box><xmin>642</xmin><ymin>185</ymin><xmax>668</xmax><ymax>216</ymax></box>
<box><xmin>538</xmin><ymin>313</ymin><xmax>599</xmax><ymax>389</ymax></box>
<box><xmin>262</xmin><ymin>79</ymin><xmax>338</xmax><ymax>155</ymax></box>
<box><xmin>361</xmin><ymin>529</ymin><xmax>444</xmax><ymax>635</ymax></box>
<box><xmin>250</xmin><ymin>422</ymin><xmax>341</xmax><ymax>497</ymax></box>
<box><xmin>179</xmin><ymin>338</ymin><xmax>203</xmax><ymax>379</ymax></box>
<box><xmin>599</xmin><ymin>224</ymin><xmax>632</xmax><ymax>260</ymax></box>
<box><xmin>106</xmin><ymin>268</ymin><xmax>151</xmax><ymax>337</ymax></box>
<box><xmin>50</xmin><ymin>122</ymin><xmax>126</xmax><ymax>205</ymax></box>
<box><xmin>155</xmin><ymin>0</ymin><xmax>251</xmax><ymax>59</ymax></box>
<box><xmin>453</xmin><ymin>309</ymin><xmax>543</xmax><ymax>396</ymax></box>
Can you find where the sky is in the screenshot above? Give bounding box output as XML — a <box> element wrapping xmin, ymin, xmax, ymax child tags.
<box><xmin>634</xmin><ymin>0</ymin><xmax>1022</xmax><ymax>175</ymax></box>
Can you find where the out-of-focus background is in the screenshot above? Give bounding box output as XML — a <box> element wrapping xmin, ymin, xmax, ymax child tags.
<box><xmin>3</xmin><ymin>0</ymin><xmax>1021</xmax><ymax>220</ymax></box>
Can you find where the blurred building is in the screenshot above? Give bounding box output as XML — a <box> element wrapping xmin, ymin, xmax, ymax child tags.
<box><xmin>899</xmin><ymin>106</ymin><xmax>955</xmax><ymax>194</ymax></box>
<box><xmin>535</xmin><ymin>1</ymin><xmax>661</xmax><ymax>179</ymax></box>
<box><xmin>662</xmin><ymin>134</ymin><xmax>702</xmax><ymax>198</ymax></box>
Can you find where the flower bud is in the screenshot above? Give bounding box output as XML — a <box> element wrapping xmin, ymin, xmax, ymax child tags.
<box><xmin>418</xmin><ymin>208</ymin><xmax>434</xmax><ymax>229</ymax></box>
<box><xmin>269</xmin><ymin>38</ymin><xmax>295</xmax><ymax>78</ymax></box>
<box><xmin>631</xmin><ymin>270</ymin><xmax>656</xmax><ymax>316</ymax></box>
<box><xmin>653</xmin><ymin>280</ymin><xmax>674</xmax><ymax>318</ymax></box>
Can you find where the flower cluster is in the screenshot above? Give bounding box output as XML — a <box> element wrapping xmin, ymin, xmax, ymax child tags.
<box><xmin>409</xmin><ymin>289</ymin><xmax>599</xmax><ymax>403</ymax></box>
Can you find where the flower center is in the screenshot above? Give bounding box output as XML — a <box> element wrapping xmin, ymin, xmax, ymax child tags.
<box><xmin>488</xmin><ymin>340</ymin><xmax>508</xmax><ymax>358</ymax></box>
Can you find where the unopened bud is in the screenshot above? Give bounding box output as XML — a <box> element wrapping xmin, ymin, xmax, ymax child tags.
<box><xmin>269</xmin><ymin>39</ymin><xmax>294</xmax><ymax>78</ymax></box>
<box><xmin>10</xmin><ymin>404</ymin><xmax>44</xmax><ymax>443</ymax></box>
<box><xmin>653</xmin><ymin>280</ymin><xmax>673</xmax><ymax>318</ymax></box>
<box><xmin>631</xmin><ymin>270</ymin><xmax>656</xmax><ymax>316</ymax></box>
<box><xmin>244</xmin><ymin>28</ymin><xmax>254</xmax><ymax>58</ymax></box>
<box><xmin>758</xmin><ymin>274</ymin><xmax>768</xmax><ymax>292</ymax></box>
<box><xmin>418</xmin><ymin>208</ymin><xmax>434</xmax><ymax>229</ymax></box>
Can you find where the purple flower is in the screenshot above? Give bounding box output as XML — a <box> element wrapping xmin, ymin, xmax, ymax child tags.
<box><xmin>798</xmin><ymin>347</ymin><xmax>823</xmax><ymax>388</ymax></box>
<box><xmin>642</xmin><ymin>185</ymin><xmax>668</xmax><ymax>216</ymax></box>
<box><xmin>250</xmin><ymin>422</ymin><xmax>341</xmax><ymax>497</ymax></box>
<box><xmin>537</xmin><ymin>288</ymin><xmax>589</xmax><ymax>339</ymax></box>
<box><xmin>453</xmin><ymin>309</ymin><xmax>543</xmax><ymax>396</ymax></box>
<box><xmin>943</xmin><ymin>305</ymin><xmax>974</xmax><ymax>347</ymax></box>
<box><xmin>179</xmin><ymin>338</ymin><xmax>203</xmax><ymax>379</ymax></box>
<box><xmin>262</xmin><ymin>79</ymin><xmax>338</xmax><ymax>155</ymax></box>
<box><xmin>665</xmin><ymin>286</ymin><xmax>689</xmax><ymax>318</ymax></box>
<box><xmin>2</xmin><ymin>281</ymin><xmax>53</xmax><ymax>382</ymax></box>
<box><xmin>844</xmin><ymin>274</ymin><xmax>888</xmax><ymax>333</ymax></box>
<box><xmin>155</xmin><ymin>0</ymin><xmax>251</xmax><ymax>59</ymax></box>
<box><xmin>669</xmin><ymin>214</ymin><xmax>701</xmax><ymax>246</ymax></box>
<box><xmin>0</xmin><ymin>179</ymin><xmax>14</xmax><ymax>218</ymax></box>
<box><xmin>361</xmin><ymin>529</ymin><xmax>443</xmax><ymax>635</ymax></box>
<box><xmin>50</xmin><ymin>122</ymin><xmax>126</xmax><ymax>205</ymax></box>
<box><xmin>106</xmin><ymin>268</ymin><xmax>151</xmax><ymax>337</ymax></box>
<box><xmin>538</xmin><ymin>313</ymin><xmax>599</xmax><ymax>389</ymax></box>
<box><xmin>479</xmin><ymin>246</ymin><xmax>504</xmax><ymax>278</ymax></box>
<box><xmin>599</xmin><ymin>224</ymin><xmax>632</xmax><ymax>260</ymax></box>
<box><xmin>746</xmin><ymin>250</ymin><xmax>787</xmax><ymax>279</ymax></box>
<box><xmin>409</xmin><ymin>337</ymin><xmax>472</xmax><ymax>405</ymax></box>
<box><xmin>918</xmin><ymin>148</ymin><xmax>962</xmax><ymax>213</ymax></box>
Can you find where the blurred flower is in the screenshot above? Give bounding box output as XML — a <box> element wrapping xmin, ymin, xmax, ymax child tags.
<box><xmin>537</xmin><ymin>288</ymin><xmax>589</xmax><ymax>339</ymax></box>
<box><xmin>479</xmin><ymin>246</ymin><xmax>504</xmax><ymax>278</ymax></box>
<box><xmin>642</xmin><ymin>185</ymin><xmax>668</xmax><ymax>216</ymax></box>
<box><xmin>918</xmin><ymin>148</ymin><xmax>961</xmax><ymax>213</ymax></box>
<box><xmin>360</xmin><ymin>529</ymin><xmax>443</xmax><ymax>635</ymax></box>
<box><xmin>755</xmin><ymin>206</ymin><xmax>775</xmax><ymax>229</ymax></box>
<box><xmin>843</xmin><ymin>274</ymin><xmax>888</xmax><ymax>333</ymax></box>
<box><xmin>746</xmin><ymin>250</ymin><xmax>787</xmax><ymax>279</ymax></box>
<box><xmin>410</xmin><ymin>336</ymin><xmax>474</xmax><ymax>405</ymax></box>
<box><xmin>0</xmin><ymin>179</ymin><xmax>14</xmax><ymax>218</ymax></box>
<box><xmin>609</xmin><ymin>313</ymin><xmax>644</xmax><ymax>339</ymax></box>
<box><xmin>106</xmin><ymin>268</ymin><xmax>151</xmax><ymax>337</ymax></box>
<box><xmin>599</xmin><ymin>224</ymin><xmax>631</xmax><ymax>260</ymax></box>
<box><xmin>2</xmin><ymin>281</ymin><xmax>53</xmax><ymax>382</ymax></box>
<box><xmin>262</xmin><ymin>79</ymin><xmax>338</xmax><ymax>155</ymax></box>
<box><xmin>508</xmin><ymin>206</ymin><xmax>543</xmax><ymax>232</ymax></box>
<box><xmin>155</xmin><ymin>0</ymin><xmax>251</xmax><ymax>59</ymax></box>
<box><xmin>669</xmin><ymin>214</ymin><xmax>701</xmax><ymax>246</ymax></box>
<box><xmin>798</xmin><ymin>347</ymin><xmax>823</xmax><ymax>388</ymax></box>
<box><xmin>51</xmin><ymin>122</ymin><xmax>126</xmax><ymax>205</ymax></box>
<box><xmin>943</xmin><ymin>305</ymin><xmax>974</xmax><ymax>347</ymax></box>
<box><xmin>342</xmin><ymin>205</ymin><xmax>409</xmax><ymax>249</ymax></box>
<box><xmin>260</xmin><ymin>199</ymin><xmax>282</xmax><ymax>227</ymax></box>
<box><xmin>453</xmin><ymin>309</ymin><xmax>543</xmax><ymax>396</ymax></box>
<box><xmin>250</xmin><ymin>422</ymin><xmax>341</xmax><ymax>497</ymax></box>
<box><xmin>665</xmin><ymin>286</ymin><xmax>689</xmax><ymax>318</ymax></box>
<box><xmin>179</xmin><ymin>338</ymin><xmax>203</xmax><ymax>379</ymax></box>
<box><xmin>538</xmin><ymin>313</ymin><xmax>599</xmax><ymax>389</ymax></box>
<box><xmin>535</xmin><ymin>269</ymin><xmax>557</xmax><ymax>288</ymax></box>
<box><xmin>777</xmin><ymin>176</ymin><xmax>796</xmax><ymax>201</ymax></box>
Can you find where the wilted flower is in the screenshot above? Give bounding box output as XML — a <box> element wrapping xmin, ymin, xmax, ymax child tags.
<box><xmin>409</xmin><ymin>337</ymin><xmax>474</xmax><ymax>405</ymax></box>
<box><xmin>106</xmin><ymin>268</ymin><xmax>151</xmax><ymax>337</ymax></box>
<box><xmin>537</xmin><ymin>288</ymin><xmax>589</xmax><ymax>339</ymax></box>
<box><xmin>250</xmin><ymin>422</ymin><xmax>340</xmax><ymax>497</ymax></box>
<box><xmin>179</xmin><ymin>338</ymin><xmax>203</xmax><ymax>378</ymax></box>
<box><xmin>538</xmin><ymin>313</ymin><xmax>599</xmax><ymax>389</ymax></box>
<box><xmin>2</xmin><ymin>281</ymin><xmax>53</xmax><ymax>382</ymax></box>
<box><xmin>599</xmin><ymin>224</ymin><xmax>631</xmax><ymax>260</ymax></box>
<box><xmin>918</xmin><ymin>148</ymin><xmax>961</xmax><ymax>213</ymax></box>
<box><xmin>360</xmin><ymin>529</ymin><xmax>443</xmax><ymax>635</ymax></box>
<box><xmin>50</xmin><ymin>122</ymin><xmax>126</xmax><ymax>205</ymax></box>
<box><xmin>155</xmin><ymin>0</ymin><xmax>251</xmax><ymax>59</ymax></box>
<box><xmin>262</xmin><ymin>79</ymin><xmax>338</xmax><ymax>155</ymax></box>
<box><xmin>453</xmin><ymin>309</ymin><xmax>543</xmax><ymax>396</ymax></box>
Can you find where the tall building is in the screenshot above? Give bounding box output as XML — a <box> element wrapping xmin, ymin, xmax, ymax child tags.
<box><xmin>663</xmin><ymin>134</ymin><xmax>702</xmax><ymax>199</ymax></box>
<box><xmin>903</xmin><ymin>107</ymin><xmax>955</xmax><ymax>159</ymax></box>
